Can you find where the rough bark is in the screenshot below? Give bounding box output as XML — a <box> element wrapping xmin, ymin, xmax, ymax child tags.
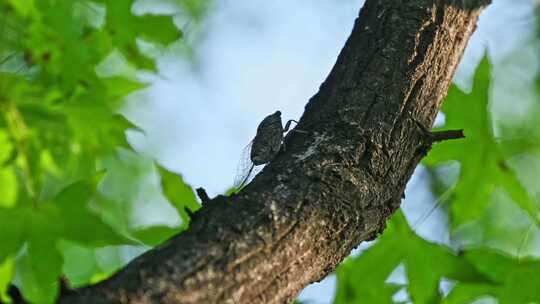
<box><xmin>57</xmin><ymin>0</ymin><xmax>490</xmax><ymax>303</ymax></box>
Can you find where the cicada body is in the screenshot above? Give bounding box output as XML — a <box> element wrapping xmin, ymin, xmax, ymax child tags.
<box><xmin>250</xmin><ymin>111</ymin><xmax>284</xmax><ymax>165</ymax></box>
<box><xmin>235</xmin><ymin>111</ymin><xmax>295</xmax><ymax>189</ymax></box>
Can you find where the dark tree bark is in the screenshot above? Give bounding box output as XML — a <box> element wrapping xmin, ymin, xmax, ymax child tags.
<box><xmin>57</xmin><ymin>0</ymin><xmax>490</xmax><ymax>303</ymax></box>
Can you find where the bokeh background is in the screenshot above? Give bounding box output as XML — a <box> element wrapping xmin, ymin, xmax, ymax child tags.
<box><xmin>1</xmin><ymin>0</ymin><xmax>540</xmax><ymax>303</ymax></box>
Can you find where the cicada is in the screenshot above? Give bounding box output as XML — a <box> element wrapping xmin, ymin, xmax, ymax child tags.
<box><xmin>234</xmin><ymin>111</ymin><xmax>301</xmax><ymax>189</ymax></box>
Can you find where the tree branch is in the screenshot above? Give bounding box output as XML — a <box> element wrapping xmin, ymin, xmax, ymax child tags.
<box><xmin>58</xmin><ymin>0</ymin><xmax>491</xmax><ymax>303</ymax></box>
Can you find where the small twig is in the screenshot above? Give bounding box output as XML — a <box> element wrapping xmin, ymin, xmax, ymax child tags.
<box><xmin>196</xmin><ymin>187</ymin><xmax>211</xmax><ymax>204</ymax></box>
<box><xmin>411</xmin><ymin>117</ymin><xmax>465</xmax><ymax>144</ymax></box>
<box><xmin>429</xmin><ymin>129</ymin><xmax>465</xmax><ymax>143</ymax></box>
<box><xmin>184</xmin><ymin>206</ymin><xmax>196</xmax><ymax>218</ymax></box>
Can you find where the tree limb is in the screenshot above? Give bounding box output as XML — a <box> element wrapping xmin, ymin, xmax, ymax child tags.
<box><xmin>58</xmin><ymin>0</ymin><xmax>491</xmax><ymax>303</ymax></box>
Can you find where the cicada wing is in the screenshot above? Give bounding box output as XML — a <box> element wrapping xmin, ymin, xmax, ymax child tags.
<box><xmin>234</xmin><ymin>141</ymin><xmax>256</xmax><ymax>189</ymax></box>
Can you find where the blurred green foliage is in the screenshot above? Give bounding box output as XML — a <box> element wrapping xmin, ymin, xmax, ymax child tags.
<box><xmin>335</xmin><ymin>21</ymin><xmax>540</xmax><ymax>304</ymax></box>
<box><xmin>0</xmin><ymin>0</ymin><xmax>203</xmax><ymax>303</ymax></box>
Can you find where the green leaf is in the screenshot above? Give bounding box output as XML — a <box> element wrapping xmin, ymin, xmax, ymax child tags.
<box><xmin>60</xmin><ymin>242</ymin><xmax>136</xmax><ymax>288</ymax></box>
<box><xmin>6</xmin><ymin>0</ymin><xmax>35</xmax><ymax>16</ymax></box>
<box><xmin>131</xmin><ymin>225</ymin><xmax>181</xmax><ymax>246</ymax></box>
<box><xmin>16</xmin><ymin>213</ymin><xmax>63</xmax><ymax>304</ymax></box>
<box><xmin>0</xmin><ymin>130</ymin><xmax>14</xmax><ymax>164</ymax></box>
<box><xmin>0</xmin><ymin>209</ymin><xmax>25</xmax><ymax>263</ymax></box>
<box><xmin>16</xmin><ymin>242</ymin><xmax>62</xmax><ymax>304</ymax></box>
<box><xmin>442</xmin><ymin>283</ymin><xmax>496</xmax><ymax>304</ymax></box>
<box><xmin>95</xmin><ymin>0</ymin><xmax>181</xmax><ymax>70</ymax></box>
<box><xmin>102</xmin><ymin>76</ymin><xmax>148</xmax><ymax>104</ymax></box>
<box><xmin>0</xmin><ymin>167</ymin><xmax>18</xmax><ymax>208</ymax></box>
<box><xmin>158</xmin><ymin>166</ymin><xmax>199</xmax><ymax>226</ymax></box>
<box><xmin>0</xmin><ymin>258</ymin><xmax>15</xmax><ymax>303</ymax></box>
<box><xmin>423</xmin><ymin>56</ymin><xmax>537</xmax><ymax>228</ymax></box>
<box><xmin>94</xmin><ymin>149</ymin><xmax>156</xmax><ymax>235</ymax></box>
<box><xmin>58</xmin><ymin>240</ymin><xmax>103</xmax><ymax>288</ymax></box>
<box><xmin>52</xmin><ymin>180</ymin><xmax>134</xmax><ymax>246</ymax></box>
<box><xmin>462</xmin><ymin>249</ymin><xmax>540</xmax><ymax>304</ymax></box>
<box><xmin>98</xmin><ymin>149</ymin><xmax>153</xmax><ymax>202</ymax></box>
<box><xmin>62</xmin><ymin>102</ymin><xmax>135</xmax><ymax>153</ymax></box>
<box><xmin>335</xmin><ymin>253</ymin><xmax>401</xmax><ymax>304</ymax></box>
<box><xmin>335</xmin><ymin>211</ymin><xmax>488</xmax><ymax>304</ymax></box>
<box><xmin>73</xmin><ymin>1</ymin><xmax>106</xmax><ymax>29</ymax></box>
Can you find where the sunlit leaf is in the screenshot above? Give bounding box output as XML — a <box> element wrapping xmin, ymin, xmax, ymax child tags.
<box><xmin>0</xmin><ymin>167</ymin><xmax>17</xmax><ymax>207</ymax></box>
<box><xmin>94</xmin><ymin>0</ymin><xmax>181</xmax><ymax>70</ymax></box>
<box><xmin>17</xmin><ymin>246</ymin><xmax>61</xmax><ymax>304</ymax></box>
<box><xmin>58</xmin><ymin>240</ymin><xmax>103</xmax><ymax>288</ymax></box>
<box><xmin>0</xmin><ymin>258</ymin><xmax>15</xmax><ymax>303</ymax></box>
<box><xmin>0</xmin><ymin>209</ymin><xmax>25</xmax><ymax>263</ymax></box>
<box><xmin>52</xmin><ymin>180</ymin><xmax>134</xmax><ymax>246</ymax></box>
<box><xmin>131</xmin><ymin>225</ymin><xmax>181</xmax><ymax>246</ymax></box>
<box><xmin>6</xmin><ymin>0</ymin><xmax>35</xmax><ymax>16</ymax></box>
<box><xmin>158</xmin><ymin>166</ymin><xmax>199</xmax><ymax>226</ymax></box>
<box><xmin>442</xmin><ymin>283</ymin><xmax>496</xmax><ymax>304</ymax></box>
<box><xmin>16</xmin><ymin>212</ymin><xmax>63</xmax><ymax>304</ymax></box>
<box><xmin>444</xmin><ymin>249</ymin><xmax>540</xmax><ymax>304</ymax></box>
<box><xmin>0</xmin><ymin>130</ymin><xmax>14</xmax><ymax>164</ymax></box>
<box><xmin>102</xmin><ymin>76</ymin><xmax>148</xmax><ymax>104</ymax></box>
<box><xmin>423</xmin><ymin>56</ymin><xmax>538</xmax><ymax>228</ymax></box>
<box><xmin>334</xmin><ymin>212</ymin><xmax>488</xmax><ymax>303</ymax></box>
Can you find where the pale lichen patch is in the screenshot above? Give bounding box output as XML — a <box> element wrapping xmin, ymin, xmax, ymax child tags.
<box><xmin>294</xmin><ymin>134</ymin><xmax>330</xmax><ymax>162</ymax></box>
